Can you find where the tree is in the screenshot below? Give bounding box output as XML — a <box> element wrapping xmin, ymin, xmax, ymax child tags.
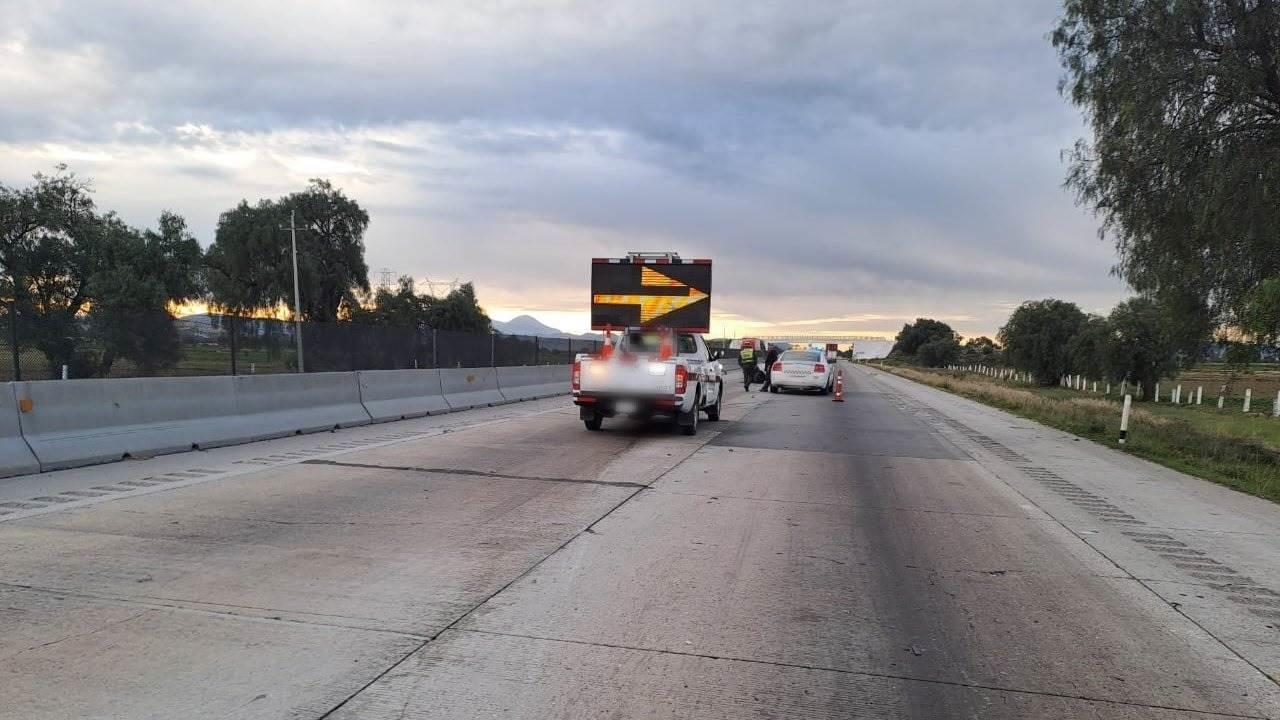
<box><xmin>205</xmin><ymin>200</ymin><xmax>288</xmax><ymax>315</ymax></box>
<box><xmin>891</xmin><ymin>318</ymin><xmax>956</xmax><ymax>359</ymax></box>
<box><xmin>349</xmin><ymin>277</ymin><xmax>431</xmax><ymax>327</ymax></box>
<box><xmin>0</xmin><ymin>169</ymin><xmax>206</xmax><ymax>377</ymax></box>
<box><xmin>422</xmin><ymin>283</ymin><xmax>491</xmax><ymax>333</ymax></box>
<box><xmin>351</xmin><ymin>278</ymin><xmax>491</xmax><ymax>333</ymax></box>
<box><xmin>0</xmin><ymin>167</ymin><xmax>99</xmax><ymax>375</ymax></box>
<box><xmin>284</xmin><ymin>179</ymin><xmax>370</xmax><ymax>322</ymax></box>
<box><xmin>1241</xmin><ymin>277</ymin><xmax>1280</xmax><ymax>345</ymax></box>
<box><xmin>206</xmin><ymin>179</ymin><xmax>370</xmax><ymax>321</ymax></box>
<box><xmin>1105</xmin><ymin>297</ymin><xmax>1181</xmax><ymax>398</ymax></box>
<box><xmin>959</xmin><ymin>336</ymin><xmax>1001</xmax><ymax>365</ymax></box>
<box><xmin>86</xmin><ymin>212</ymin><xmax>204</xmax><ymax>374</ymax></box>
<box><xmin>1053</xmin><ymin>1</ymin><xmax>1280</xmax><ymax>326</ymax></box>
<box><xmin>1067</xmin><ymin>315</ymin><xmax>1111</xmax><ymax>380</ymax></box>
<box><xmin>998</xmin><ymin>299</ymin><xmax>1086</xmax><ymax>384</ymax></box>
<box><xmin>917</xmin><ymin>336</ymin><xmax>961</xmax><ymax>368</ymax></box>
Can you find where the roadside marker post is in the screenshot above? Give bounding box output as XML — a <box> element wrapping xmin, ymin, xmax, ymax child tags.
<box><xmin>1196</xmin><ymin>386</ymin><xmax>1203</xmax><ymax>405</ymax></box>
<box><xmin>1218</xmin><ymin>393</ymin><xmax>1225</xmax><ymax>409</ymax></box>
<box><xmin>1274</xmin><ymin>391</ymin><xmax>1280</xmax><ymax>418</ymax></box>
<box><xmin>1119</xmin><ymin>395</ymin><xmax>1132</xmax><ymax>445</ymax></box>
<box><xmin>833</xmin><ymin>370</ymin><xmax>844</xmax><ymax>403</ymax></box>
<box><xmin>1244</xmin><ymin>389</ymin><xmax>1252</xmax><ymax>413</ymax></box>
<box><xmin>1154</xmin><ymin>384</ymin><xmax>1160</xmax><ymax>402</ymax></box>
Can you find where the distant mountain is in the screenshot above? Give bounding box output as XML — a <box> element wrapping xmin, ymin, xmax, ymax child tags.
<box><xmin>493</xmin><ymin>314</ymin><xmax>598</xmax><ymax>340</ymax></box>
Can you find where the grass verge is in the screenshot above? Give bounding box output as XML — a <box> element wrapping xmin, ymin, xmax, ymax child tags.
<box><xmin>877</xmin><ymin>365</ymin><xmax>1280</xmax><ymax>505</ymax></box>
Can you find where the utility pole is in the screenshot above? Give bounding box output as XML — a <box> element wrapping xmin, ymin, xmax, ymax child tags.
<box><xmin>285</xmin><ymin>209</ymin><xmax>305</xmax><ymax>372</ymax></box>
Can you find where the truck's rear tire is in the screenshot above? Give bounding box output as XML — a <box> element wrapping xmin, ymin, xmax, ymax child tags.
<box><xmin>678</xmin><ymin>394</ymin><xmax>699</xmax><ymax>436</ymax></box>
<box><xmin>584</xmin><ymin>415</ymin><xmax>603</xmax><ymax>431</ymax></box>
<box><xmin>705</xmin><ymin>383</ymin><xmax>722</xmax><ymax>421</ymax></box>
<box><xmin>681</xmin><ymin>416</ymin><xmax>697</xmax><ymax>436</ymax></box>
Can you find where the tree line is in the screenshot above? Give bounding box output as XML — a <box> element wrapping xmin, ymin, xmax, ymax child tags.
<box><xmin>1047</xmin><ymin>0</ymin><xmax>1280</xmax><ymax>376</ymax></box>
<box><xmin>891</xmin><ymin>287</ymin><xmax>1279</xmax><ymax>399</ymax></box>
<box><xmin>885</xmin><ymin>1</ymin><xmax>1280</xmax><ymax>396</ymax></box>
<box><xmin>0</xmin><ymin>167</ymin><xmax>489</xmax><ymax>377</ymax></box>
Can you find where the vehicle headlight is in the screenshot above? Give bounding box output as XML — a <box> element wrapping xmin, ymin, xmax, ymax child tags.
<box><xmin>647</xmin><ymin>362</ymin><xmax>668</xmax><ymax>376</ymax></box>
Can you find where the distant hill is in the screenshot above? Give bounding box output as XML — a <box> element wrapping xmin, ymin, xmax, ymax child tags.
<box><xmin>493</xmin><ymin>314</ymin><xmax>598</xmax><ymax>340</ymax></box>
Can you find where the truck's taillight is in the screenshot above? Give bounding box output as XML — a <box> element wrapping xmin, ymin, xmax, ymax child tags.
<box><xmin>814</xmin><ymin>363</ymin><xmax>826</xmax><ymax>373</ymax></box>
<box><xmin>772</xmin><ymin>362</ymin><xmax>783</xmax><ymax>371</ymax></box>
<box><xmin>674</xmin><ymin>365</ymin><xmax>687</xmax><ymax>395</ymax></box>
<box><xmin>572</xmin><ymin>361</ymin><xmax>581</xmax><ymax>391</ymax></box>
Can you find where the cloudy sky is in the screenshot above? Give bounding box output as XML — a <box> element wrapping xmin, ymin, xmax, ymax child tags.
<box><xmin>0</xmin><ymin>0</ymin><xmax>1127</xmax><ymax>338</ymax></box>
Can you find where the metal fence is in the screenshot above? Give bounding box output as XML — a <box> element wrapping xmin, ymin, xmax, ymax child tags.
<box><xmin>0</xmin><ymin>310</ymin><xmax>608</xmax><ymax>381</ymax></box>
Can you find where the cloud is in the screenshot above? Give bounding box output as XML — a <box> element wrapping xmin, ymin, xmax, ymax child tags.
<box><xmin>0</xmin><ymin>0</ymin><xmax>1126</xmax><ymax>337</ymax></box>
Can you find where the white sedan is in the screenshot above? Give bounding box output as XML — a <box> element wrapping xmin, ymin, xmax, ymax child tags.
<box><xmin>768</xmin><ymin>350</ymin><xmax>835</xmax><ymax>394</ymax></box>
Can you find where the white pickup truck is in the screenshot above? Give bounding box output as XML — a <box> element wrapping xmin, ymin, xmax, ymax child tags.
<box><xmin>572</xmin><ymin>329</ymin><xmax>726</xmax><ymax>435</ymax></box>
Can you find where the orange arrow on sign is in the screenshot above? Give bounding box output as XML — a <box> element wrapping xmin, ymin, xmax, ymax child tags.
<box><xmin>593</xmin><ymin>266</ymin><xmax>709</xmax><ymax>324</ymax></box>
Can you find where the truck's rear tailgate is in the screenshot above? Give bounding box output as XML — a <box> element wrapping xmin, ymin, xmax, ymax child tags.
<box><xmin>578</xmin><ymin>359</ymin><xmax>676</xmax><ymax>396</ymax></box>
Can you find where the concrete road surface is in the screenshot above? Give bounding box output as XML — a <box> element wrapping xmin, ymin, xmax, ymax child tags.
<box><xmin>1</xmin><ymin>366</ymin><xmax>1278</xmax><ymax>719</ymax></box>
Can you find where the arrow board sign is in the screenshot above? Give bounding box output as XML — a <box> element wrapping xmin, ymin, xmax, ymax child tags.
<box><xmin>591</xmin><ymin>259</ymin><xmax>712</xmax><ymax>332</ymax></box>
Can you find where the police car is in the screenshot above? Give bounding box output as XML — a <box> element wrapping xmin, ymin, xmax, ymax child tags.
<box><xmin>767</xmin><ymin>349</ymin><xmax>836</xmax><ymax>394</ymax></box>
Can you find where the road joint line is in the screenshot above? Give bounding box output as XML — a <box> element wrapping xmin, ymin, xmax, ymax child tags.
<box><xmin>451</xmin><ymin>627</ymin><xmax>1271</xmax><ymax>719</ymax></box>
<box><xmin>312</xmin><ymin>408</ymin><xmax>740</xmax><ymax>719</ymax></box>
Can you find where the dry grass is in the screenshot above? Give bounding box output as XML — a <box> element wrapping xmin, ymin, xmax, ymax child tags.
<box><xmin>883</xmin><ymin>365</ymin><xmax>1280</xmax><ymax>505</ymax></box>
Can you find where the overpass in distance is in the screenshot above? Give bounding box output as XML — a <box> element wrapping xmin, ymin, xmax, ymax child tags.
<box><xmin>751</xmin><ymin>335</ymin><xmax>895</xmax><ymax>358</ymax></box>
<box><xmin>0</xmin><ymin>363</ymin><xmax>1276</xmax><ymax>718</ymax></box>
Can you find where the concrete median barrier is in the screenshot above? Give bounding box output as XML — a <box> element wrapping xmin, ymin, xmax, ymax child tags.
<box><xmin>0</xmin><ymin>384</ymin><xmax>40</xmax><ymax>477</ymax></box>
<box><xmin>497</xmin><ymin>365</ymin><xmax>569</xmax><ymax>402</ymax></box>
<box><xmin>358</xmin><ymin>369</ymin><xmax>450</xmax><ymax>422</ymax></box>
<box><xmin>233</xmin><ymin>372</ymin><xmax>371</xmax><ymax>439</ymax></box>
<box><xmin>15</xmin><ymin>376</ymin><xmax>243</xmax><ymax>471</ymax></box>
<box><xmin>440</xmin><ymin>367</ymin><xmax>505</xmax><ymax>410</ymax></box>
<box><xmin>5</xmin><ymin>363</ymin><xmax>573</xmax><ymax>477</ymax></box>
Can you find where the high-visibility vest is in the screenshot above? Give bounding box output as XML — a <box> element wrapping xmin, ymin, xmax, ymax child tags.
<box><xmin>740</xmin><ymin>348</ymin><xmax>755</xmax><ymax>363</ymax></box>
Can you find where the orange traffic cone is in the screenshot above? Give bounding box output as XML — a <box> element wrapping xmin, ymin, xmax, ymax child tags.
<box><xmin>833</xmin><ymin>369</ymin><xmax>844</xmax><ymax>402</ymax></box>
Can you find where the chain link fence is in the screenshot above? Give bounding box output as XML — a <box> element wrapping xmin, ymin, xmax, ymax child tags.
<box><xmin>0</xmin><ymin>310</ymin><xmax>608</xmax><ymax>381</ymax></box>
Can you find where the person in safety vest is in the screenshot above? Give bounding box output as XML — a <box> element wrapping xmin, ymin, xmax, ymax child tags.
<box><xmin>738</xmin><ymin>341</ymin><xmax>757</xmax><ymax>391</ymax></box>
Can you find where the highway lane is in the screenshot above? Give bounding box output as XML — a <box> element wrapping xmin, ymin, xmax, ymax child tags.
<box><xmin>2</xmin><ymin>368</ymin><xmax>1279</xmax><ymax>718</ymax></box>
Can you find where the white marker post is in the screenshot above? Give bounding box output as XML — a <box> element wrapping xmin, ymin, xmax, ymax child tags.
<box><xmin>1244</xmin><ymin>389</ymin><xmax>1252</xmax><ymax>413</ymax></box>
<box><xmin>1105</xmin><ymin>383</ymin><xmax>1111</xmax><ymax>395</ymax></box>
<box><xmin>61</xmin><ymin>364</ymin><xmax>68</xmax><ymax>380</ymax></box>
<box><xmin>1119</xmin><ymin>394</ymin><xmax>1132</xmax><ymax>445</ymax></box>
<box><xmin>1218</xmin><ymin>393</ymin><xmax>1225</xmax><ymax>409</ymax></box>
<box><xmin>1196</xmin><ymin>386</ymin><xmax>1203</xmax><ymax>405</ymax></box>
<box><xmin>1154</xmin><ymin>384</ymin><xmax>1160</xmax><ymax>402</ymax></box>
<box><xmin>1274</xmin><ymin>391</ymin><xmax>1280</xmax><ymax>418</ymax></box>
